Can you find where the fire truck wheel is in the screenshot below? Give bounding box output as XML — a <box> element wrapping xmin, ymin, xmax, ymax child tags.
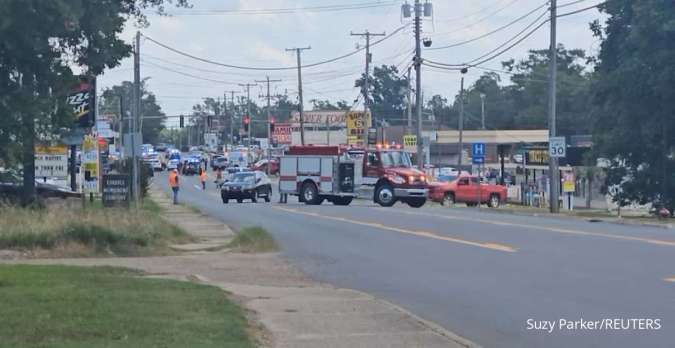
<box><xmin>301</xmin><ymin>182</ymin><xmax>320</xmax><ymax>205</ymax></box>
<box><xmin>405</xmin><ymin>198</ymin><xmax>426</xmax><ymax>208</ymax></box>
<box><xmin>375</xmin><ymin>183</ymin><xmax>396</xmax><ymax>207</ymax></box>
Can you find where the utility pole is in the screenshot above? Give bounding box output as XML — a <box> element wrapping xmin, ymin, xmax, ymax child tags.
<box><xmin>548</xmin><ymin>0</ymin><xmax>560</xmax><ymax>213</ymax></box>
<box><xmin>351</xmin><ymin>30</ymin><xmax>385</xmax><ymax>145</ymax></box>
<box><xmin>286</xmin><ymin>47</ymin><xmax>311</xmax><ymax>145</ymax></box>
<box><xmin>256</xmin><ymin>76</ymin><xmax>281</xmax><ymax>175</ymax></box>
<box><xmin>239</xmin><ymin>83</ymin><xmax>257</xmax><ymax>155</ymax></box>
<box><xmin>132</xmin><ymin>31</ymin><xmax>141</xmax><ymax>206</ymax></box>
<box><xmin>413</xmin><ymin>0</ymin><xmax>424</xmax><ymax>169</ymax></box>
<box><xmin>225</xmin><ymin>90</ymin><xmax>238</xmax><ymax>146</ymax></box>
<box><xmin>458</xmin><ymin>75</ymin><xmax>465</xmax><ymax>170</ymax></box>
<box><xmin>407</xmin><ymin>66</ymin><xmax>413</xmax><ymax>132</ymax></box>
<box><xmin>480</xmin><ymin>93</ymin><xmax>486</xmax><ymax>130</ymax></box>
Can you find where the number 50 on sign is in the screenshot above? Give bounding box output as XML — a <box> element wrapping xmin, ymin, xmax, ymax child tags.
<box><xmin>549</xmin><ymin>136</ymin><xmax>566</xmax><ymax>158</ymax></box>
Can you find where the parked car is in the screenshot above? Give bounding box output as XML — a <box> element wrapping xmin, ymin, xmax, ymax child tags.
<box><xmin>428</xmin><ymin>174</ymin><xmax>507</xmax><ymax>208</ymax></box>
<box><xmin>220</xmin><ymin>171</ymin><xmax>272</xmax><ymax>203</ymax></box>
<box><xmin>0</xmin><ymin>171</ymin><xmax>81</xmax><ymax>203</ymax></box>
<box><xmin>251</xmin><ymin>158</ymin><xmax>279</xmax><ymax>175</ymax></box>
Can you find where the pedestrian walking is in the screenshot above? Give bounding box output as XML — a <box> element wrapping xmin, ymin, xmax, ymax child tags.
<box><xmin>199</xmin><ymin>168</ymin><xmax>208</xmax><ymax>190</ymax></box>
<box><xmin>169</xmin><ymin>169</ymin><xmax>180</xmax><ymax>204</ymax></box>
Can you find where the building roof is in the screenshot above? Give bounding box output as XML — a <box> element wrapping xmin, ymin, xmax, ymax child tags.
<box><xmin>436</xmin><ymin>130</ymin><xmax>549</xmax><ymax>144</ymax></box>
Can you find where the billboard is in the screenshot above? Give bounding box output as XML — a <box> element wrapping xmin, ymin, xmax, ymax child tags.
<box><xmin>67</xmin><ymin>77</ymin><xmax>96</xmax><ymax>128</ymax></box>
<box><xmin>34</xmin><ymin>145</ymin><xmax>68</xmax><ymax>178</ymax></box>
<box><xmin>290</xmin><ymin>110</ymin><xmax>347</xmax><ymax>126</ymax></box>
<box><xmin>273</xmin><ymin>123</ymin><xmax>293</xmax><ymax>145</ymax></box>
<box><xmin>346</xmin><ymin>111</ymin><xmax>371</xmax><ymax>145</ymax></box>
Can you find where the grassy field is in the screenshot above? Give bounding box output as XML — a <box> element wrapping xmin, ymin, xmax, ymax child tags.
<box><xmin>228</xmin><ymin>227</ymin><xmax>279</xmax><ymax>253</ymax></box>
<box><xmin>0</xmin><ymin>265</ymin><xmax>254</xmax><ymax>348</ymax></box>
<box><xmin>0</xmin><ymin>199</ymin><xmax>192</xmax><ymax>257</ymax></box>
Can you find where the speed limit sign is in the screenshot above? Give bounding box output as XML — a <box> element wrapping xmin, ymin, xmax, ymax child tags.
<box><xmin>549</xmin><ymin>136</ymin><xmax>566</xmax><ymax>158</ymax></box>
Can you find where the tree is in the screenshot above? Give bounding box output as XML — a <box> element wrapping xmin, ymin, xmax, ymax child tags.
<box><xmin>502</xmin><ymin>46</ymin><xmax>593</xmax><ymax>134</ymax></box>
<box><xmin>309</xmin><ymin>99</ymin><xmax>350</xmax><ymax>111</ymax></box>
<box><xmin>99</xmin><ymin>80</ymin><xmax>167</xmax><ymax>145</ymax></box>
<box><xmin>354</xmin><ymin>65</ymin><xmax>408</xmax><ymax>125</ymax></box>
<box><xmin>0</xmin><ymin>0</ymin><xmax>188</xmax><ymax>204</ymax></box>
<box><xmin>462</xmin><ymin>73</ymin><xmax>516</xmax><ymax>130</ymax></box>
<box><xmin>426</xmin><ymin>95</ymin><xmax>456</xmax><ymax>129</ymax></box>
<box><xmin>591</xmin><ymin>0</ymin><xmax>675</xmax><ymax>213</ymax></box>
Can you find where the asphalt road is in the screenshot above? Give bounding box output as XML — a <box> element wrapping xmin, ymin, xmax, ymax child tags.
<box><xmin>156</xmin><ymin>171</ymin><xmax>675</xmax><ymax>348</ymax></box>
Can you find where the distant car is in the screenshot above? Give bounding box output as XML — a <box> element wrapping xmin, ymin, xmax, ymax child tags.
<box><xmin>211</xmin><ymin>156</ymin><xmax>228</xmax><ymax>170</ymax></box>
<box><xmin>220</xmin><ymin>171</ymin><xmax>272</xmax><ymax>204</ymax></box>
<box><xmin>429</xmin><ymin>174</ymin><xmax>507</xmax><ymax>208</ymax></box>
<box><xmin>167</xmin><ymin>159</ymin><xmax>180</xmax><ymax>170</ymax></box>
<box><xmin>182</xmin><ymin>158</ymin><xmax>201</xmax><ymax>175</ymax></box>
<box><xmin>251</xmin><ymin>158</ymin><xmax>279</xmax><ymax>175</ymax></box>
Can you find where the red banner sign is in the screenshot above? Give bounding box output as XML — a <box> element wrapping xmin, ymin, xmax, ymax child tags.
<box><xmin>273</xmin><ymin>123</ymin><xmax>292</xmax><ymax>144</ymax></box>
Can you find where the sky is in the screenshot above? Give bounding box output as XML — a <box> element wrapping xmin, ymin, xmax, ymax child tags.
<box><xmin>98</xmin><ymin>0</ymin><xmax>605</xmax><ymax>127</ymax></box>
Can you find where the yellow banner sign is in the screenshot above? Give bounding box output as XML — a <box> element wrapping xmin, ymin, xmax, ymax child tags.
<box><xmin>346</xmin><ymin>111</ymin><xmax>371</xmax><ymax>145</ymax></box>
<box><xmin>35</xmin><ymin>145</ymin><xmax>68</xmax><ymax>156</ymax></box>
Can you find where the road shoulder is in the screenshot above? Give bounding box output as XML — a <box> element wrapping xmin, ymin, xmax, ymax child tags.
<box><xmin>2</xmin><ymin>187</ymin><xmax>477</xmax><ymax>348</ymax></box>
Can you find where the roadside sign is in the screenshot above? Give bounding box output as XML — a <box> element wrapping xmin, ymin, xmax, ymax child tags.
<box><xmin>367</xmin><ymin>128</ymin><xmax>377</xmax><ymax>145</ymax></box>
<box><xmin>403</xmin><ymin>135</ymin><xmax>417</xmax><ymax>152</ymax></box>
<box><xmin>272</xmin><ymin>123</ymin><xmax>292</xmax><ymax>145</ymax></box>
<box><xmin>82</xmin><ymin>135</ymin><xmax>99</xmax><ymax>193</ymax></box>
<box><xmin>549</xmin><ymin>136</ymin><xmax>566</xmax><ymax>158</ymax></box>
<box><xmin>562</xmin><ymin>171</ymin><xmax>576</xmax><ymax>193</ymax></box>
<box><xmin>472</xmin><ymin>142</ymin><xmax>486</xmax><ymax>158</ymax></box>
<box><xmin>35</xmin><ymin>145</ymin><xmax>68</xmax><ymax>178</ymax></box>
<box><xmin>346</xmin><ymin>111</ymin><xmax>371</xmax><ymax>145</ymax></box>
<box><xmin>102</xmin><ymin>174</ymin><xmax>130</xmax><ymax>207</ymax></box>
<box><xmin>472</xmin><ymin>156</ymin><xmax>485</xmax><ymax>165</ymax></box>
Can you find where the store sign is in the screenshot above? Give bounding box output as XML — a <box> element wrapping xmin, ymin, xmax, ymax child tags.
<box><xmin>562</xmin><ymin>171</ymin><xmax>576</xmax><ymax>193</ymax></box>
<box><xmin>403</xmin><ymin>135</ymin><xmax>417</xmax><ymax>152</ymax></box>
<box><xmin>82</xmin><ymin>135</ymin><xmax>99</xmax><ymax>193</ymax></box>
<box><xmin>290</xmin><ymin>111</ymin><xmax>347</xmax><ymax>126</ymax></box>
<box><xmin>67</xmin><ymin>77</ymin><xmax>96</xmax><ymax>128</ymax></box>
<box><xmin>525</xmin><ymin>149</ymin><xmax>549</xmax><ymax>166</ymax></box>
<box><xmin>35</xmin><ymin>145</ymin><xmax>68</xmax><ymax>178</ymax></box>
<box><xmin>346</xmin><ymin>111</ymin><xmax>371</xmax><ymax>145</ymax></box>
<box><xmin>273</xmin><ymin>123</ymin><xmax>292</xmax><ymax>144</ymax></box>
<box><xmin>102</xmin><ymin>174</ymin><xmax>130</xmax><ymax>207</ymax></box>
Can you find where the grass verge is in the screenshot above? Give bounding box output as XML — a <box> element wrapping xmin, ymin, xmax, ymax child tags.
<box><xmin>227</xmin><ymin>227</ymin><xmax>279</xmax><ymax>253</ymax></box>
<box><xmin>0</xmin><ymin>198</ymin><xmax>192</xmax><ymax>258</ymax></box>
<box><xmin>0</xmin><ymin>265</ymin><xmax>253</xmax><ymax>348</ymax></box>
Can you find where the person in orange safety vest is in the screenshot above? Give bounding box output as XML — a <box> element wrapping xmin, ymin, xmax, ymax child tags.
<box><xmin>168</xmin><ymin>169</ymin><xmax>180</xmax><ymax>204</ymax></box>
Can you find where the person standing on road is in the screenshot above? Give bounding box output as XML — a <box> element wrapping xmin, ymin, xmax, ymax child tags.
<box><xmin>199</xmin><ymin>168</ymin><xmax>208</xmax><ymax>190</ymax></box>
<box><xmin>169</xmin><ymin>169</ymin><xmax>180</xmax><ymax>204</ymax></box>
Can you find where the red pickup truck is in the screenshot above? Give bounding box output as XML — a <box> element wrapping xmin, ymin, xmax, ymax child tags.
<box><xmin>429</xmin><ymin>174</ymin><xmax>507</xmax><ymax>208</ymax></box>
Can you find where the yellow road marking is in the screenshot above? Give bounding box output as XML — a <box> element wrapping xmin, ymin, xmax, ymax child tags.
<box><xmin>665</xmin><ymin>277</ymin><xmax>675</xmax><ymax>283</ymax></box>
<box><xmin>383</xmin><ymin>209</ymin><xmax>675</xmax><ymax>248</ymax></box>
<box><xmin>272</xmin><ymin>206</ymin><xmax>517</xmax><ymax>253</ymax></box>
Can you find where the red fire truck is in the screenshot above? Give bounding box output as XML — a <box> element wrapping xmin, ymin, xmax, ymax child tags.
<box><xmin>278</xmin><ymin>145</ymin><xmax>428</xmax><ymax>207</ymax></box>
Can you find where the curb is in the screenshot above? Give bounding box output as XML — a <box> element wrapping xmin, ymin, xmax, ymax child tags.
<box><xmin>446</xmin><ymin>205</ymin><xmax>674</xmax><ymax>230</ymax></box>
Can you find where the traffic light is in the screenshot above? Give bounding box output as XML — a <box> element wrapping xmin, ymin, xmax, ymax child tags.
<box><xmin>269</xmin><ymin>117</ymin><xmax>275</xmax><ymax>132</ymax></box>
<box><xmin>179</xmin><ymin>115</ymin><xmax>184</xmax><ymax>128</ymax></box>
<box><xmin>243</xmin><ymin>116</ymin><xmax>250</xmax><ymax>132</ymax></box>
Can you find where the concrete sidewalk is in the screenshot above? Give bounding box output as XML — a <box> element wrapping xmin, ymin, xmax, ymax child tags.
<box><xmin>3</xmin><ymin>187</ymin><xmax>477</xmax><ymax>348</ymax></box>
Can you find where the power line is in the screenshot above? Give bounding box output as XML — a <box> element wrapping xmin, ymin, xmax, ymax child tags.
<box><xmin>425</xmin><ymin>8</ymin><xmax>550</xmax><ymax>68</ymax></box>
<box><xmin>141</xmin><ymin>60</ymin><xmax>244</xmax><ymax>85</ymax></box>
<box><xmin>141</xmin><ymin>25</ymin><xmax>408</xmax><ymax>71</ymax></box>
<box><xmin>427</xmin><ymin>1</ymin><xmax>549</xmax><ymax>51</ymax></box>
<box><xmin>431</xmin><ymin>0</ymin><xmax>522</xmax><ymax>36</ymax></box>
<box><xmin>165</xmin><ymin>1</ymin><xmax>398</xmax><ymax>16</ymax></box>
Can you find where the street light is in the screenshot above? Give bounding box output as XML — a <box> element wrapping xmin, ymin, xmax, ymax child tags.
<box><xmin>480</xmin><ymin>93</ymin><xmax>486</xmax><ymax>130</ymax></box>
<box><xmin>458</xmin><ymin>67</ymin><xmax>468</xmax><ymax>170</ymax></box>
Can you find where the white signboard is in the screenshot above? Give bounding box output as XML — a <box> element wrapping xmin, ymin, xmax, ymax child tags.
<box><xmin>549</xmin><ymin>136</ymin><xmax>567</xmax><ymax>158</ymax></box>
<box><xmin>35</xmin><ymin>145</ymin><xmax>68</xmax><ymax>178</ymax></box>
<box><xmin>290</xmin><ymin>110</ymin><xmax>347</xmax><ymax>126</ymax></box>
